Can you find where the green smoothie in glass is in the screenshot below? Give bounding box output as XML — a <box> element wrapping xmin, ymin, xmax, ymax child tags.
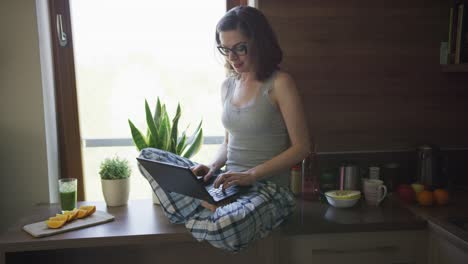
<box><xmin>59</xmin><ymin>178</ymin><xmax>77</xmax><ymax>212</ymax></box>
<box><xmin>60</xmin><ymin>190</ymin><xmax>77</xmax><ymax>211</ymax></box>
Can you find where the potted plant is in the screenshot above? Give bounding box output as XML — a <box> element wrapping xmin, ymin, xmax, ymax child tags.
<box><xmin>99</xmin><ymin>156</ymin><xmax>132</xmax><ymax>207</ymax></box>
<box><xmin>128</xmin><ymin>97</ymin><xmax>204</xmax><ymax>204</ymax></box>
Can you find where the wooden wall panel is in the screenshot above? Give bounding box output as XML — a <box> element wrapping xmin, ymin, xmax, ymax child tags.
<box><xmin>261</xmin><ymin>0</ymin><xmax>468</xmax><ymax>152</ymax></box>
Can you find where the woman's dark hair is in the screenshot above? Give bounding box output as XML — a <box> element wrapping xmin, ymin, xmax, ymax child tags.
<box><xmin>215</xmin><ymin>6</ymin><xmax>282</xmax><ymax>81</ymax></box>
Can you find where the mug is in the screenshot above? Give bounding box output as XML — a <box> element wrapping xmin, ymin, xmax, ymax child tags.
<box><xmin>363</xmin><ymin>179</ymin><xmax>387</xmax><ymax>206</ymax></box>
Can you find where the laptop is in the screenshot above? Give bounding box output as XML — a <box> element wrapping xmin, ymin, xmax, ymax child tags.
<box><xmin>136</xmin><ymin>157</ymin><xmax>244</xmax><ymax>205</ymax></box>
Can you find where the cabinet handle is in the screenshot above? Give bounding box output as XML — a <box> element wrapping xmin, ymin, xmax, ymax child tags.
<box><xmin>56</xmin><ymin>14</ymin><xmax>68</xmax><ymax>47</ymax></box>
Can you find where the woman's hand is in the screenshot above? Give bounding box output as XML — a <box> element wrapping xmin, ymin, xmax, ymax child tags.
<box><xmin>191</xmin><ymin>164</ymin><xmax>215</xmax><ymax>182</ymax></box>
<box><xmin>214</xmin><ymin>171</ymin><xmax>256</xmax><ymax>190</ymax></box>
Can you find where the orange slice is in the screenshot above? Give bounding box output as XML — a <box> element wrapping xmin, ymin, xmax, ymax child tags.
<box><xmin>79</xmin><ymin>205</ymin><xmax>96</xmax><ymax>217</ymax></box>
<box><xmin>46</xmin><ymin>219</ymin><xmax>66</xmax><ymax>229</ymax></box>
<box><xmin>52</xmin><ymin>214</ymin><xmax>70</xmax><ymax>222</ymax></box>
<box><xmin>63</xmin><ymin>209</ymin><xmax>79</xmax><ymax>221</ymax></box>
<box><xmin>58</xmin><ymin>214</ymin><xmax>73</xmax><ymax>222</ymax></box>
<box><xmin>76</xmin><ymin>209</ymin><xmax>88</xmax><ymax>219</ymax></box>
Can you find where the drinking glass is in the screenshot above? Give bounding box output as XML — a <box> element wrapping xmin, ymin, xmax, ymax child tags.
<box><xmin>59</xmin><ymin>178</ymin><xmax>77</xmax><ymax>212</ymax></box>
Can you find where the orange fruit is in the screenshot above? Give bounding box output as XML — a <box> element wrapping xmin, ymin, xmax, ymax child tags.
<box><xmin>63</xmin><ymin>209</ymin><xmax>79</xmax><ymax>221</ymax></box>
<box><xmin>79</xmin><ymin>205</ymin><xmax>96</xmax><ymax>217</ymax></box>
<box><xmin>76</xmin><ymin>209</ymin><xmax>88</xmax><ymax>219</ymax></box>
<box><xmin>433</xmin><ymin>189</ymin><xmax>449</xmax><ymax>205</ymax></box>
<box><xmin>417</xmin><ymin>190</ymin><xmax>434</xmax><ymax>206</ymax></box>
<box><xmin>51</xmin><ymin>214</ymin><xmax>69</xmax><ymax>222</ymax></box>
<box><xmin>57</xmin><ymin>213</ymin><xmax>73</xmax><ymax>222</ymax></box>
<box><xmin>46</xmin><ymin>219</ymin><xmax>66</xmax><ymax>229</ymax></box>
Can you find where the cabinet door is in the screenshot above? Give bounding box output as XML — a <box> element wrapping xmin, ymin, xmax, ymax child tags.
<box><xmin>429</xmin><ymin>223</ymin><xmax>468</xmax><ymax>264</ymax></box>
<box><xmin>282</xmin><ymin>231</ymin><xmax>427</xmax><ymax>264</ymax></box>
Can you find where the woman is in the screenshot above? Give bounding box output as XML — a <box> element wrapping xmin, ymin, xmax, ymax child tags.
<box><xmin>139</xmin><ymin>6</ymin><xmax>310</xmax><ymax>252</ymax></box>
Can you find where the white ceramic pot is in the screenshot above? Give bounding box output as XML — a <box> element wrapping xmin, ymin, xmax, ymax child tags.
<box><xmin>101</xmin><ymin>178</ymin><xmax>130</xmax><ymax>207</ymax></box>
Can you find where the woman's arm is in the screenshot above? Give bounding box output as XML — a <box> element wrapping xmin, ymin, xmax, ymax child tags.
<box><xmin>192</xmin><ymin>130</ymin><xmax>229</xmax><ymax>181</ymax></box>
<box><xmin>214</xmin><ymin>72</ymin><xmax>310</xmax><ymax>189</ymax></box>
<box><xmin>248</xmin><ymin>72</ymin><xmax>310</xmax><ymax>180</ymax></box>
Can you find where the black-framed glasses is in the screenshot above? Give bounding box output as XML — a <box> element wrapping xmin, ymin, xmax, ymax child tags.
<box><xmin>217</xmin><ymin>42</ymin><xmax>248</xmax><ymax>57</ymax></box>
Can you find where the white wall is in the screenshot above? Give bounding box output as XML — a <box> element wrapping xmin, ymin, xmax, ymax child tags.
<box><xmin>0</xmin><ymin>0</ymin><xmax>51</xmax><ymax>223</ymax></box>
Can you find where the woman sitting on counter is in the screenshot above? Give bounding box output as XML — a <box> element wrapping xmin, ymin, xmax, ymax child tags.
<box><xmin>139</xmin><ymin>6</ymin><xmax>310</xmax><ymax>252</ymax></box>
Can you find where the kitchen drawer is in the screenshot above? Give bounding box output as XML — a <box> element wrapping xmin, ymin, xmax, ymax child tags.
<box><xmin>281</xmin><ymin>230</ymin><xmax>427</xmax><ymax>264</ymax></box>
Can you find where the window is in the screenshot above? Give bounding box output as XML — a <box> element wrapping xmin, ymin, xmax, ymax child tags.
<box><xmin>48</xmin><ymin>0</ymin><xmax>248</xmax><ymax>201</ymax></box>
<box><xmin>68</xmin><ymin>0</ymin><xmax>227</xmax><ymax>200</ymax></box>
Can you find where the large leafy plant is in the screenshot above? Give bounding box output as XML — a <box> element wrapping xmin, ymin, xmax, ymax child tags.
<box><xmin>128</xmin><ymin>98</ymin><xmax>203</xmax><ymax>158</ymax></box>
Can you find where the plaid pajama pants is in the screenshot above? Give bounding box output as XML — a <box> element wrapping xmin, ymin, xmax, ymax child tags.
<box><xmin>138</xmin><ymin>148</ymin><xmax>296</xmax><ymax>252</ymax></box>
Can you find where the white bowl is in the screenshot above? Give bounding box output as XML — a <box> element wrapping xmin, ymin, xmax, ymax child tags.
<box><xmin>325</xmin><ymin>190</ymin><xmax>361</xmax><ymax>200</ymax></box>
<box><xmin>325</xmin><ymin>190</ymin><xmax>361</xmax><ymax>208</ymax></box>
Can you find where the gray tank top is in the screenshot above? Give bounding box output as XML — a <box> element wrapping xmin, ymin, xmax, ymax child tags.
<box><xmin>221</xmin><ymin>72</ymin><xmax>291</xmax><ymax>187</ymax></box>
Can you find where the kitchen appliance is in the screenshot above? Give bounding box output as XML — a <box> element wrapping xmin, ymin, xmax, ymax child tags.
<box><xmin>382</xmin><ymin>162</ymin><xmax>400</xmax><ymax>193</ymax></box>
<box><xmin>339</xmin><ymin>164</ymin><xmax>361</xmax><ymax>190</ymax></box>
<box><xmin>417</xmin><ymin>144</ymin><xmax>444</xmax><ymax>188</ymax></box>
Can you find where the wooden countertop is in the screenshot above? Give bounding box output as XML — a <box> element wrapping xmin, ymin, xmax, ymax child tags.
<box><xmin>0</xmin><ymin>200</ymin><xmax>191</xmax><ymax>253</ymax></box>
<box><xmin>0</xmin><ymin>196</ymin><xmax>428</xmax><ymax>255</ymax></box>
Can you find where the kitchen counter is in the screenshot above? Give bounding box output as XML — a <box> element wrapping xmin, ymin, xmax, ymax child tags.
<box><xmin>402</xmin><ymin>191</ymin><xmax>468</xmax><ymax>245</ymax></box>
<box><xmin>0</xmin><ymin>200</ymin><xmax>192</xmax><ymax>254</ymax></box>
<box><xmin>0</xmin><ymin>197</ymin><xmax>433</xmax><ymax>264</ymax></box>
<box><xmin>0</xmin><ymin>196</ymin><xmax>426</xmax><ymax>255</ymax></box>
<box><xmin>283</xmin><ymin>195</ymin><xmax>426</xmax><ymax>235</ymax></box>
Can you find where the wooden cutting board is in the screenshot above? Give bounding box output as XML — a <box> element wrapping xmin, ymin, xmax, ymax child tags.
<box><xmin>23</xmin><ymin>210</ymin><xmax>115</xmax><ymax>238</ymax></box>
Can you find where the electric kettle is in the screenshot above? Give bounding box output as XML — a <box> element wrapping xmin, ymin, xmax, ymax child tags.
<box><xmin>417</xmin><ymin>144</ymin><xmax>443</xmax><ymax>188</ymax></box>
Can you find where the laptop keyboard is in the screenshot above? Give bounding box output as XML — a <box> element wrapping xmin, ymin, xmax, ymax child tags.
<box><xmin>207</xmin><ymin>184</ymin><xmax>238</xmax><ymax>198</ymax></box>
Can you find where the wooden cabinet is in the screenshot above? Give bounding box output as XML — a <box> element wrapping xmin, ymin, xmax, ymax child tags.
<box><xmin>281</xmin><ymin>231</ymin><xmax>428</xmax><ymax>264</ymax></box>
<box><xmin>428</xmin><ymin>222</ymin><xmax>468</xmax><ymax>264</ymax></box>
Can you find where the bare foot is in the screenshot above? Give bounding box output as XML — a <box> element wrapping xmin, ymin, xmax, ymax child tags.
<box><xmin>201</xmin><ymin>201</ymin><xmax>218</xmax><ymax>212</ymax></box>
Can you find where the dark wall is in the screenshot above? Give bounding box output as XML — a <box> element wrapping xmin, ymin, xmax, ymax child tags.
<box><xmin>262</xmin><ymin>0</ymin><xmax>468</xmax><ymax>152</ymax></box>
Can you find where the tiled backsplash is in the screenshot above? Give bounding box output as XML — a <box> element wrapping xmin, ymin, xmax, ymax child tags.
<box><xmin>443</xmin><ymin>149</ymin><xmax>468</xmax><ymax>191</ymax></box>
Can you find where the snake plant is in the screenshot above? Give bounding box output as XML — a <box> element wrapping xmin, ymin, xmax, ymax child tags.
<box><xmin>128</xmin><ymin>98</ymin><xmax>203</xmax><ymax>159</ymax></box>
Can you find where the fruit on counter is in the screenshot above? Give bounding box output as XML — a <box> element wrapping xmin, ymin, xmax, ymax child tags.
<box><xmin>417</xmin><ymin>190</ymin><xmax>434</xmax><ymax>206</ymax></box>
<box><xmin>80</xmin><ymin>205</ymin><xmax>96</xmax><ymax>217</ymax></box>
<box><xmin>46</xmin><ymin>219</ymin><xmax>67</xmax><ymax>229</ymax></box>
<box><xmin>46</xmin><ymin>215</ymin><xmax>68</xmax><ymax>229</ymax></box>
<box><xmin>433</xmin><ymin>189</ymin><xmax>449</xmax><ymax>205</ymax></box>
<box><xmin>46</xmin><ymin>205</ymin><xmax>96</xmax><ymax>229</ymax></box>
<box><xmin>397</xmin><ymin>184</ymin><xmax>415</xmax><ymax>203</ymax></box>
<box><xmin>49</xmin><ymin>214</ymin><xmax>69</xmax><ymax>222</ymax></box>
<box><xmin>76</xmin><ymin>209</ymin><xmax>88</xmax><ymax>219</ymax></box>
<box><xmin>63</xmin><ymin>209</ymin><xmax>79</xmax><ymax>221</ymax></box>
<box><xmin>411</xmin><ymin>183</ymin><xmax>425</xmax><ymax>194</ymax></box>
